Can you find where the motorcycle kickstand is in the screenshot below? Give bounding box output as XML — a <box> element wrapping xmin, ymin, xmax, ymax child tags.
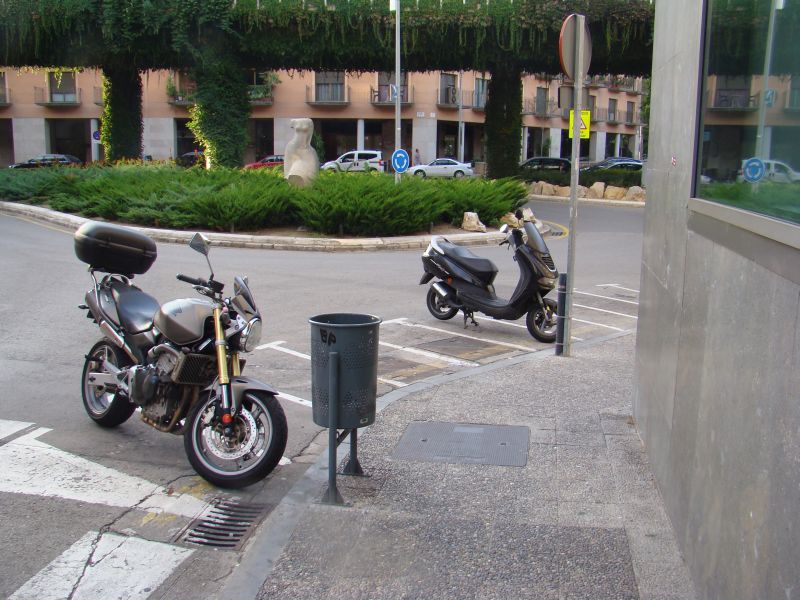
<box><xmin>462</xmin><ymin>310</ymin><xmax>479</xmax><ymax>330</ymax></box>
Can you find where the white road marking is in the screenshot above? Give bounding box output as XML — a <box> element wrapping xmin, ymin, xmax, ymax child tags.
<box><xmin>10</xmin><ymin>531</ymin><xmax>194</xmax><ymax>600</ymax></box>
<box><xmin>387</xmin><ymin>318</ymin><xmax>537</xmax><ymax>352</ymax></box>
<box><xmin>597</xmin><ymin>283</ymin><xmax>640</xmax><ymax>294</ymax></box>
<box><xmin>572</xmin><ymin>318</ymin><xmax>626</xmax><ymax>332</ymax></box>
<box><xmin>573</xmin><ymin>303</ymin><xmax>638</xmax><ymax>319</ymax></box>
<box><xmin>277</xmin><ymin>392</ymin><xmax>312</xmax><ymax>408</ymax></box>
<box><xmin>0</xmin><ymin>421</ymin><xmax>209</xmax><ymax>518</ymax></box>
<box><xmin>0</xmin><ymin>419</ymin><xmax>34</xmax><ymax>441</ymax></box>
<box><xmin>574</xmin><ymin>290</ymin><xmax>639</xmax><ymax>305</ymax></box>
<box><xmin>379</xmin><ymin>340</ymin><xmax>480</xmax><ymax>367</ymax></box>
<box><xmin>473</xmin><ymin>316</ymin><xmax>584</xmax><ymax>341</ymax></box>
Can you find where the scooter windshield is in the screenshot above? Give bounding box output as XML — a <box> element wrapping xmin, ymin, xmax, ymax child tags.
<box><xmin>523</xmin><ymin>221</ymin><xmax>549</xmax><ymax>253</ymax></box>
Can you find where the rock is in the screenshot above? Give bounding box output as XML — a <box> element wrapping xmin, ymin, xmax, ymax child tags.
<box><xmin>540</xmin><ymin>182</ymin><xmax>557</xmax><ymax>197</ymax></box>
<box><xmin>520</xmin><ymin>207</ymin><xmax>536</xmax><ymax>223</ymax></box>
<box><xmin>587</xmin><ymin>181</ymin><xmax>606</xmax><ymax>199</ymax></box>
<box><xmin>625</xmin><ymin>186</ymin><xmax>647</xmax><ymax>202</ymax></box>
<box><xmin>555</xmin><ymin>186</ymin><xmax>571</xmax><ymax>197</ymax></box>
<box><xmin>462</xmin><ymin>212</ymin><xmax>487</xmax><ymax>232</ymax></box>
<box><xmin>604</xmin><ymin>185</ymin><xmax>627</xmax><ymax>200</ymax></box>
<box><xmin>530</xmin><ymin>181</ymin><xmax>544</xmax><ymax>196</ymax></box>
<box><xmin>500</xmin><ymin>212</ymin><xmax>521</xmax><ymax>228</ymax></box>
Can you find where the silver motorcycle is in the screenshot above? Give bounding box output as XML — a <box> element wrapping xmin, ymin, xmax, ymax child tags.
<box><xmin>75</xmin><ymin>222</ymin><xmax>287</xmax><ymax>489</ymax></box>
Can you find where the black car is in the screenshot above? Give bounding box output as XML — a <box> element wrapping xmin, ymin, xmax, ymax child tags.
<box><xmin>9</xmin><ymin>154</ymin><xmax>83</xmax><ymax>168</ymax></box>
<box><xmin>176</xmin><ymin>150</ymin><xmax>205</xmax><ymax>167</ymax></box>
<box><xmin>581</xmin><ymin>158</ymin><xmax>643</xmax><ymax>172</ymax></box>
<box><xmin>519</xmin><ymin>157</ymin><xmax>571</xmax><ymax>173</ymax></box>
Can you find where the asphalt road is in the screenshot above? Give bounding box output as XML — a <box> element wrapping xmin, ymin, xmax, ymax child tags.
<box><xmin>0</xmin><ymin>200</ymin><xmax>643</xmax><ymax>598</ymax></box>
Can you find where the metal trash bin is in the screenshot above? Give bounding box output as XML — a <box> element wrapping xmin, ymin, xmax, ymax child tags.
<box><xmin>309</xmin><ymin>313</ymin><xmax>381</xmax><ymax>429</ymax></box>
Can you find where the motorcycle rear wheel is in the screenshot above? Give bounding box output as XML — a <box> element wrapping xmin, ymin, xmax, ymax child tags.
<box><xmin>184</xmin><ymin>390</ymin><xmax>288</xmax><ymax>489</ymax></box>
<box><xmin>81</xmin><ymin>339</ymin><xmax>136</xmax><ymax>427</ymax></box>
<box><xmin>426</xmin><ymin>286</ymin><xmax>459</xmax><ymax>320</ymax></box>
<box><xmin>526</xmin><ymin>298</ymin><xmax>558</xmax><ymax>343</ymax></box>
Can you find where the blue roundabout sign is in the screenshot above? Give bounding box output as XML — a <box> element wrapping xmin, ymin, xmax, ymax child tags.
<box><xmin>391</xmin><ymin>149</ymin><xmax>410</xmax><ymax>174</ymax></box>
<box><xmin>742</xmin><ymin>157</ymin><xmax>766</xmax><ymax>183</ymax></box>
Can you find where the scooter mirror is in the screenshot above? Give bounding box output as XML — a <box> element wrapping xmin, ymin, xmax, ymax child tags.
<box><xmin>189</xmin><ymin>233</ymin><xmax>211</xmax><ymax>256</ymax></box>
<box><xmin>499</xmin><ymin>224</ymin><xmax>510</xmax><ymax>234</ymax></box>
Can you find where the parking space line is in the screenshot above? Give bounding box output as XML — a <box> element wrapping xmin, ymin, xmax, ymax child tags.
<box><xmin>388</xmin><ymin>318</ymin><xmax>538</xmax><ymax>352</ymax></box>
<box><xmin>379</xmin><ymin>341</ymin><xmax>480</xmax><ymax>367</ymax></box>
<box><xmin>573</xmin><ymin>318</ymin><xmax>626</xmax><ymax>331</ymax></box>
<box><xmin>573</xmin><ymin>303</ymin><xmax>638</xmax><ymax>319</ymax></box>
<box><xmin>597</xmin><ymin>283</ymin><xmax>640</xmax><ymax>294</ymax></box>
<box><xmin>473</xmin><ymin>316</ymin><xmax>584</xmax><ymax>341</ymax></box>
<box><xmin>277</xmin><ymin>392</ymin><xmax>312</xmax><ymax>408</ymax></box>
<box><xmin>575</xmin><ymin>290</ymin><xmax>639</xmax><ymax>305</ymax></box>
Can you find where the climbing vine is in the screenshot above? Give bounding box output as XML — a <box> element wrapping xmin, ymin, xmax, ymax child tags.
<box><xmin>101</xmin><ymin>65</ymin><xmax>143</xmax><ymax>161</ymax></box>
<box><xmin>485</xmin><ymin>64</ymin><xmax>523</xmax><ymax>179</ymax></box>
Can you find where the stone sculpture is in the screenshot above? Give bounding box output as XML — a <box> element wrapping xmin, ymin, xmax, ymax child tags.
<box><xmin>283</xmin><ymin>118</ymin><xmax>319</xmax><ymax>188</ymax></box>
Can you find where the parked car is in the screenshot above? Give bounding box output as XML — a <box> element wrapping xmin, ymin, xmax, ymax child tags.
<box><xmin>9</xmin><ymin>154</ymin><xmax>83</xmax><ymax>168</ymax></box>
<box><xmin>244</xmin><ymin>154</ymin><xmax>284</xmax><ymax>169</ymax></box>
<box><xmin>407</xmin><ymin>158</ymin><xmax>474</xmax><ymax>178</ymax></box>
<box><xmin>581</xmin><ymin>158</ymin><xmax>643</xmax><ymax>172</ymax></box>
<box><xmin>736</xmin><ymin>159</ymin><xmax>800</xmax><ymax>184</ymax></box>
<box><xmin>176</xmin><ymin>150</ymin><xmax>204</xmax><ymax>167</ymax></box>
<box><xmin>321</xmin><ymin>150</ymin><xmax>385</xmax><ymax>172</ymax></box>
<box><xmin>519</xmin><ymin>156</ymin><xmax>570</xmax><ymax>173</ymax></box>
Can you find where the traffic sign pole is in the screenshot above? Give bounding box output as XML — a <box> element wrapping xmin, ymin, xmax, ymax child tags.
<box><xmin>393</xmin><ymin>0</ymin><xmax>402</xmax><ymax>184</ymax></box>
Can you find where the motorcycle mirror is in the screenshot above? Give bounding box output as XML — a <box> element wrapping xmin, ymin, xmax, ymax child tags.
<box><xmin>189</xmin><ymin>233</ymin><xmax>210</xmax><ymax>256</ymax></box>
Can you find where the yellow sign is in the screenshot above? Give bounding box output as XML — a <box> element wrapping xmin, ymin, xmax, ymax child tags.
<box><xmin>569</xmin><ymin>110</ymin><xmax>591</xmax><ymax>139</ymax></box>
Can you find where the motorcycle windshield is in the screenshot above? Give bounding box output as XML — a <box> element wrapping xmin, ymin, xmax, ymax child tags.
<box><xmin>232</xmin><ymin>276</ymin><xmax>259</xmax><ymax>319</ymax></box>
<box><xmin>523</xmin><ymin>221</ymin><xmax>549</xmax><ymax>253</ymax></box>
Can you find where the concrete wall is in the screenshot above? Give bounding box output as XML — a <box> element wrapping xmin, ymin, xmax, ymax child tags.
<box><xmin>142</xmin><ymin>118</ymin><xmax>175</xmax><ymax>159</ymax></box>
<box><xmin>634</xmin><ymin>1</ymin><xmax>800</xmax><ymax>599</ymax></box>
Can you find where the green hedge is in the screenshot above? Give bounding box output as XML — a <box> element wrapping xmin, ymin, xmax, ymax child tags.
<box><xmin>519</xmin><ymin>167</ymin><xmax>642</xmax><ymax>188</ymax></box>
<box><xmin>0</xmin><ymin>164</ymin><xmax>527</xmax><ymax>236</ymax></box>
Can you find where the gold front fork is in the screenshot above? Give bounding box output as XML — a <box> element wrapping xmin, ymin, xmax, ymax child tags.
<box><xmin>231</xmin><ymin>352</ymin><xmax>241</xmax><ymax>376</ymax></box>
<box><xmin>213</xmin><ymin>306</ymin><xmax>229</xmax><ymax>385</ymax></box>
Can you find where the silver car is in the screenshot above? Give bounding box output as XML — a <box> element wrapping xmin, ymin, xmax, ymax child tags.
<box><xmin>407</xmin><ymin>158</ymin><xmax>474</xmax><ymax>178</ymax></box>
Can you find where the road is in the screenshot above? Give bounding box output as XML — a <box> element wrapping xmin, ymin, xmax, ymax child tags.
<box><xmin>0</xmin><ymin>199</ymin><xmax>643</xmax><ymax>598</ymax></box>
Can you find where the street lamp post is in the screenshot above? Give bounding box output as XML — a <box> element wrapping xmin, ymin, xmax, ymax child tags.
<box><xmin>391</xmin><ymin>0</ymin><xmax>402</xmax><ymax>183</ymax></box>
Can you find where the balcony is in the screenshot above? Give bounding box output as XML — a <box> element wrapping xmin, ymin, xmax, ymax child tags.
<box><xmin>436</xmin><ymin>86</ymin><xmax>471</xmax><ymax>109</ymax></box>
<box><xmin>34</xmin><ymin>86</ymin><xmax>81</xmax><ymax>106</ymax></box>
<box><xmin>522</xmin><ymin>98</ymin><xmax>560</xmax><ymax>118</ymax></box>
<box><xmin>370</xmin><ymin>84</ymin><xmax>413</xmax><ymax>106</ymax></box>
<box><xmin>708</xmin><ymin>89</ymin><xmax>757</xmax><ymax>111</ymax></box>
<box><xmin>586</xmin><ymin>75</ymin><xmax>609</xmax><ymax>88</ymax></box>
<box><xmin>609</xmin><ymin>76</ymin><xmax>640</xmax><ymax>93</ymax></box>
<box><xmin>472</xmin><ymin>90</ymin><xmax>487</xmax><ymax>111</ymax></box>
<box><xmin>0</xmin><ymin>88</ymin><xmax>10</xmax><ymax>107</ymax></box>
<box><xmin>306</xmin><ymin>83</ymin><xmax>350</xmax><ymax>105</ymax></box>
<box><xmin>247</xmin><ymin>85</ymin><xmax>274</xmax><ymax>106</ymax></box>
<box><xmin>784</xmin><ymin>89</ymin><xmax>800</xmax><ymax>113</ymax></box>
<box><xmin>94</xmin><ymin>86</ymin><xmax>103</xmax><ymax>106</ymax></box>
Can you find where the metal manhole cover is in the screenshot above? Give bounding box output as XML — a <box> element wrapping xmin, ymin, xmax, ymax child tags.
<box><xmin>179</xmin><ymin>499</ymin><xmax>267</xmax><ymax>550</ymax></box>
<box><xmin>392</xmin><ymin>421</ymin><xmax>530</xmax><ymax>467</ymax></box>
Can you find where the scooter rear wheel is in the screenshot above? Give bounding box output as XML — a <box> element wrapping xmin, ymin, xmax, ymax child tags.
<box><xmin>527</xmin><ymin>298</ymin><xmax>558</xmax><ymax>342</ymax></box>
<box><xmin>426</xmin><ymin>286</ymin><xmax>459</xmax><ymax>320</ymax></box>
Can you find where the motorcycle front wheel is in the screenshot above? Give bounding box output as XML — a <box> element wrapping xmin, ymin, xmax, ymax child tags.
<box><xmin>184</xmin><ymin>390</ymin><xmax>288</xmax><ymax>489</ymax></box>
<box><xmin>426</xmin><ymin>286</ymin><xmax>459</xmax><ymax>320</ymax></box>
<box><xmin>81</xmin><ymin>339</ymin><xmax>136</xmax><ymax>427</ymax></box>
<box><xmin>526</xmin><ymin>298</ymin><xmax>558</xmax><ymax>343</ymax></box>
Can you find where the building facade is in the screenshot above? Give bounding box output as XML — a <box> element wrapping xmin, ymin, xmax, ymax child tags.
<box><xmin>0</xmin><ymin>68</ymin><xmax>644</xmax><ymax>167</ymax></box>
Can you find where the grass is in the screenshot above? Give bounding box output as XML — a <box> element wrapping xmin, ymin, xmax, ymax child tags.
<box><xmin>698</xmin><ymin>182</ymin><xmax>800</xmax><ymax>225</ymax></box>
<box><xmin>0</xmin><ymin>163</ymin><xmax>527</xmax><ymax>236</ymax></box>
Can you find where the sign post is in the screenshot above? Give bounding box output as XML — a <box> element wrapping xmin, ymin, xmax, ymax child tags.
<box><xmin>391</xmin><ymin>0</ymin><xmax>402</xmax><ymax>184</ymax></box>
<box><xmin>558</xmin><ymin>13</ymin><xmax>591</xmax><ymax>357</ymax></box>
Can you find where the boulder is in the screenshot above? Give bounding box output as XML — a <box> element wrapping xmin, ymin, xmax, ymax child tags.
<box><xmin>587</xmin><ymin>181</ymin><xmax>606</xmax><ymax>199</ymax></box>
<box><xmin>555</xmin><ymin>186</ymin><xmax>571</xmax><ymax>197</ymax></box>
<box><xmin>624</xmin><ymin>186</ymin><xmax>647</xmax><ymax>202</ymax></box>
<box><xmin>604</xmin><ymin>185</ymin><xmax>627</xmax><ymax>200</ymax></box>
<box><xmin>500</xmin><ymin>212</ymin><xmax>521</xmax><ymax>228</ymax></box>
<box><xmin>520</xmin><ymin>207</ymin><xmax>536</xmax><ymax>223</ymax></box>
<box><xmin>540</xmin><ymin>182</ymin><xmax>557</xmax><ymax>197</ymax></box>
<box><xmin>530</xmin><ymin>181</ymin><xmax>544</xmax><ymax>196</ymax></box>
<box><xmin>462</xmin><ymin>212</ymin><xmax>487</xmax><ymax>233</ymax></box>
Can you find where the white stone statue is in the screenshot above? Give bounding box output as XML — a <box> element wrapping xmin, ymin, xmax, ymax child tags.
<box><xmin>283</xmin><ymin>118</ymin><xmax>319</xmax><ymax>188</ymax></box>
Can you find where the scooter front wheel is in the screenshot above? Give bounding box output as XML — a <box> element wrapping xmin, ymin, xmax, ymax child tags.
<box><xmin>527</xmin><ymin>298</ymin><xmax>558</xmax><ymax>342</ymax></box>
<box><xmin>426</xmin><ymin>286</ymin><xmax>459</xmax><ymax>320</ymax></box>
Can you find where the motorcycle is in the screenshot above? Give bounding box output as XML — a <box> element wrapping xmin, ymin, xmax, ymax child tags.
<box><xmin>419</xmin><ymin>211</ymin><xmax>559</xmax><ymax>342</ymax></box>
<box><xmin>74</xmin><ymin>222</ymin><xmax>287</xmax><ymax>488</ymax></box>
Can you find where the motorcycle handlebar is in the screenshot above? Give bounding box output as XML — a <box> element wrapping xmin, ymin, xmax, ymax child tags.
<box><xmin>176</xmin><ymin>273</ymin><xmax>205</xmax><ymax>286</ymax></box>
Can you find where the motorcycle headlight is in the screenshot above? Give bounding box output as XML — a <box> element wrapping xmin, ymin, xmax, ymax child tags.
<box><xmin>239</xmin><ymin>317</ymin><xmax>263</xmax><ymax>353</ymax></box>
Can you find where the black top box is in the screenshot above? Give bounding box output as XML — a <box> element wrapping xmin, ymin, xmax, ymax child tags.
<box><xmin>74</xmin><ymin>221</ymin><xmax>157</xmax><ymax>276</ymax></box>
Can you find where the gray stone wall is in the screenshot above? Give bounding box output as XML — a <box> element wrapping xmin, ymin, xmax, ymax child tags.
<box><xmin>634</xmin><ymin>1</ymin><xmax>800</xmax><ymax>599</ymax></box>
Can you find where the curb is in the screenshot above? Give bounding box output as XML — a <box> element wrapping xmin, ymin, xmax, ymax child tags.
<box><xmin>0</xmin><ymin>201</ymin><xmax>508</xmax><ymax>252</ymax></box>
<box><xmin>527</xmin><ymin>193</ymin><xmax>646</xmax><ymax>208</ymax></box>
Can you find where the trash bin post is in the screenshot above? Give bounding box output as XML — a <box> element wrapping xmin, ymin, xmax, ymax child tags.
<box><xmin>322</xmin><ymin>352</ymin><xmax>345</xmax><ymax>505</ymax></box>
<box><xmin>341</xmin><ymin>428</ymin><xmax>364</xmax><ymax>476</ymax></box>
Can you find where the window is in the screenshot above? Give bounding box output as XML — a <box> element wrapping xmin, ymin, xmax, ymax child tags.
<box><xmin>474</xmin><ymin>77</ymin><xmax>489</xmax><ymax>109</ymax></box>
<box><xmin>608</xmin><ymin>98</ymin><xmax>618</xmax><ymax>122</ymax></box>
<box><xmin>697</xmin><ymin>1</ymin><xmax>800</xmax><ymax>225</ymax></box>
<box><xmin>315</xmin><ymin>71</ymin><xmax>345</xmax><ymax>102</ymax></box>
<box><xmin>377</xmin><ymin>72</ymin><xmax>408</xmax><ymax>103</ymax></box>
<box><xmin>48</xmin><ymin>72</ymin><xmax>77</xmax><ymax>103</ymax></box>
<box><xmin>0</xmin><ymin>71</ymin><xmax>6</xmax><ymax>103</ymax></box>
<box><xmin>439</xmin><ymin>73</ymin><xmax>458</xmax><ymax>105</ymax></box>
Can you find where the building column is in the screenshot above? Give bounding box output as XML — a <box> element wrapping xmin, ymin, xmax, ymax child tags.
<box><xmin>548</xmin><ymin>127</ymin><xmax>562</xmax><ymax>158</ymax></box>
<box><xmin>762</xmin><ymin>126</ymin><xmax>773</xmax><ymax>159</ymax></box>
<box><xmin>90</xmin><ymin>118</ymin><xmax>101</xmax><ymax>162</ymax></box>
<box><xmin>520</xmin><ymin>126</ymin><xmax>529</xmax><ymax>162</ymax></box>
<box><xmin>614</xmin><ymin>133</ymin><xmax>622</xmax><ymax>157</ymax></box>
<box><xmin>142</xmin><ymin>118</ymin><xmax>176</xmax><ymax>160</ymax></box>
<box><xmin>11</xmin><ymin>118</ymin><xmax>47</xmax><ymax>162</ymax></box>
<box><xmin>357</xmin><ymin>119</ymin><xmax>365</xmax><ymax>151</ymax></box>
<box><xmin>590</xmin><ymin>130</ymin><xmax>606</xmax><ymax>162</ymax></box>
<box><xmin>411</xmin><ymin>114</ymin><xmax>437</xmax><ymax>165</ymax></box>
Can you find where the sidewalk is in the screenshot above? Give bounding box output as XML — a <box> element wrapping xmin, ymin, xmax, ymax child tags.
<box><xmin>223</xmin><ymin>333</ymin><xmax>697</xmax><ymax>600</ymax></box>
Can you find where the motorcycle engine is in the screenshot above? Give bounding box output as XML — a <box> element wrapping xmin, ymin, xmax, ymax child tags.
<box><xmin>138</xmin><ymin>345</ymin><xmax>182</xmax><ymax>423</ymax></box>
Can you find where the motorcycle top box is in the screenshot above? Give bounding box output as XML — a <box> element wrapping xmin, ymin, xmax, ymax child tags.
<box><xmin>74</xmin><ymin>221</ymin><xmax>157</xmax><ymax>276</ymax></box>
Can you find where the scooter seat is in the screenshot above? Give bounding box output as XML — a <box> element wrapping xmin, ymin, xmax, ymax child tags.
<box><xmin>437</xmin><ymin>239</ymin><xmax>498</xmax><ymax>284</ymax></box>
<box><xmin>110</xmin><ymin>281</ymin><xmax>160</xmax><ymax>334</ymax></box>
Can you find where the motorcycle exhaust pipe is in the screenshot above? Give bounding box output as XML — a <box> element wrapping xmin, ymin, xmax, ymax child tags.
<box><xmin>99</xmin><ymin>320</ymin><xmax>138</xmax><ymax>364</ymax></box>
<box><xmin>432</xmin><ymin>281</ymin><xmax>459</xmax><ymax>306</ymax></box>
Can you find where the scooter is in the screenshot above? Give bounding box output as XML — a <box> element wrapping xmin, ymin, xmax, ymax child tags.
<box><xmin>419</xmin><ymin>211</ymin><xmax>559</xmax><ymax>342</ymax></box>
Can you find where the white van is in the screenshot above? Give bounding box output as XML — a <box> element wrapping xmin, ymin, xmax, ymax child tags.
<box><xmin>321</xmin><ymin>150</ymin><xmax>385</xmax><ymax>173</ymax></box>
<box><xmin>737</xmin><ymin>159</ymin><xmax>800</xmax><ymax>184</ymax></box>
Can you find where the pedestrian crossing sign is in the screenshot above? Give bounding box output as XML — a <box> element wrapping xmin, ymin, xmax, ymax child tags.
<box><xmin>569</xmin><ymin>110</ymin><xmax>591</xmax><ymax>139</ymax></box>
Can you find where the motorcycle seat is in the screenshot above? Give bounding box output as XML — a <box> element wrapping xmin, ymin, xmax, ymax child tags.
<box><xmin>110</xmin><ymin>281</ymin><xmax>160</xmax><ymax>334</ymax></box>
<box><xmin>436</xmin><ymin>239</ymin><xmax>498</xmax><ymax>283</ymax></box>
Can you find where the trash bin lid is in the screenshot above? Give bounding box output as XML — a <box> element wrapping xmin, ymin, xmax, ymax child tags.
<box><xmin>308</xmin><ymin>313</ymin><xmax>382</xmax><ymax>328</ymax></box>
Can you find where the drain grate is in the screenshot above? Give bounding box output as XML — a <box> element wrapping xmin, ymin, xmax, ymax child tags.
<box><xmin>180</xmin><ymin>500</ymin><xmax>267</xmax><ymax>550</ymax></box>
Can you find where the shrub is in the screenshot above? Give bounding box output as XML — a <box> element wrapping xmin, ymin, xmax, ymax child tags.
<box><xmin>520</xmin><ymin>167</ymin><xmax>642</xmax><ymax>188</ymax></box>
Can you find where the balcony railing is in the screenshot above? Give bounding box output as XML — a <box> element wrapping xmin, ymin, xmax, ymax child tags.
<box><xmin>370</xmin><ymin>84</ymin><xmax>413</xmax><ymax>105</ymax></box>
<box><xmin>522</xmin><ymin>97</ymin><xmax>561</xmax><ymax>118</ymax></box>
<box><xmin>247</xmin><ymin>84</ymin><xmax>274</xmax><ymax>105</ymax></box>
<box><xmin>609</xmin><ymin>76</ymin><xmax>639</xmax><ymax>93</ymax></box>
<box><xmin>34</xmin><ymin>86</ymin><xmax>81</xmax><ymax>106</ymax></box>
<box><xmin>306</xmin><ymin>83</ymin><xmax>349</xmax><ymax>105</ymax></box>
<box><xmin>709</xmin><ymin>89</ymin><xmax>757</xmax><ymax>111</ymax></box>
<box><xmin>785</xmin><ymin>89</ymin><xmax>800</xmax><ymax>112</ymax></box>
<box><xmin>0</xmin><ymin>88</ymin><xmax>10</xmax><ymax>107</ymax></box>
<box><xmin>472</xmin><ymin>90</ymin><xmax>487</xmax><ymax>111</ymax></box>
<box><xmin>436</xmin><ymin>86</ymin><xmax>471</xmax><ymax>108</ymax></box>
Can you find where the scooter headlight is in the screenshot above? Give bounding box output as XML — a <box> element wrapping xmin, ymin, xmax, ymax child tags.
<box><xmin>238</xmin><ymin>317</ymin><xmax>263</xmax><ymax>352</ymax></box>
